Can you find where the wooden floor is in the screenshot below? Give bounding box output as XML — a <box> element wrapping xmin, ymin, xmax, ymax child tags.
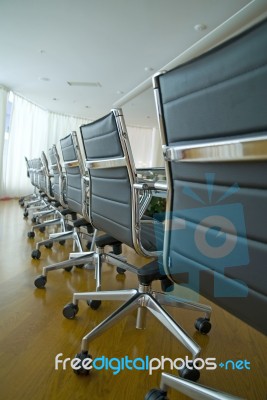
<box><xmin>0</xmin><ymin>199</ymin><xmax>266</xmax><ymax>400</ymax></box>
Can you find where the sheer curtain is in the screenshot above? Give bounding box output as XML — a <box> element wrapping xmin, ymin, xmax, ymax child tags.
<box><xmin>48</xmin><ymin>112</ymin><xmax>90</xmax><ymax>147</ymax></box>
<box><xmin>2</xmin><ymin>95</ymin><xmax>48</xmax><ymax>198</ymax></box>
<box><xmin>127</xmin><ymin>125</ymin><xmax>164</xmax><ymax>168</ymax></box>
<box><xmin>0</xmin><ymin>87</ymin><xmax>8</xmax><ymax>197</ymax></box>
<box><xmin>0</xmin><ymin>93</ymin><xmax>92</xmax><ymax>198</ymax></box>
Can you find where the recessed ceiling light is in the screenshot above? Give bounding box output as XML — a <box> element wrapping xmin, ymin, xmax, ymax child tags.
<box><xmin>194</xmin><ymin>24</ymin><xmax>207</xmax><ymax>31</ymax></box>
<box><xmin>39</xmin><ymin>77</ymin><xmax>50</xmax><ymax>81</ymax></box>
<box><xmin>144</xmin><ymin>67</ymin><xmax>154</xmax><ymax>72</ymax></box>
<box><xmin>52</xmin><ymin>98</ymin><xmax>57</xmax><ymax>101</ymax></box>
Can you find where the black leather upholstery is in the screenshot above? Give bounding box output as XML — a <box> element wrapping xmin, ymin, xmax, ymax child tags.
<box><xmin>60</xmin><ymin>134</ymin><xmax>83</xmax><ymax>215</ymax></box>
<box><xmin>81</xmin><ymin>112</ymin><xmax>134</xmax><ymax>248</ymax></box>
<box><xmin>156</xmin><ymin>19</ymin><xmax>267</xmax><ymax>334</ymax></box>
<box><xmin>48</xmin><ymin>146</ymin><xmax>61</xmax><ymax>203</ymax></box>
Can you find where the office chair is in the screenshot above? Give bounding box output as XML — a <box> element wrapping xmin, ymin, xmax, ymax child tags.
<box><xmin>19</xmin><ymin>157</ymin><xmax>38</xmax><ymax>207</ymax></box>
<box><xmin>23</xmin><ymin>157</ymin><xmax>49</xmax><ymax>218</ymax></box>
<box><xmin>27</xmin><ymin>148</ymin><xmax>68</xmax><ymax>242</ymax></box>
<box><xmin>62</xmin><ymin>109</ymin><xmax>211</xmax><ymax>380</ymax></box>
<box><xmin>34</xmin><ymin>131</ymin><xmax>121</xmax><ymax>288</ymax></box>
<box><xmin>146</xmin><ymin>17</ymin><xmax>267</xmax><ymax>400</ymax></box>
<box><xmin>29</xmin><ymin>151</ymin><xmax>60</xmax><ymax>224</ymax></box>
<box><xmin>31</xmin><ymin>133</ymin><xmax>94</xmax><ymax>260</ymax></box>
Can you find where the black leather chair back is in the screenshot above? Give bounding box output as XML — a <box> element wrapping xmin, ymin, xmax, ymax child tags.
<box><xmin>60</xmin><ymin>133</ymin><xmax>83</xmax><ymax>215</ymax></box>
<box><xmin>153</xmin><ymin>19</ymin><xmax>267</xmax><ymax>334</ymax></box>
<box><xmin>80</xmin><ymin>110</ymin><xmax>135</xmax><ymax>248</ymax></box>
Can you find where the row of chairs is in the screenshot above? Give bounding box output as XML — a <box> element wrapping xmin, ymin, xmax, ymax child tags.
<box><xmin>20</xmin><ymin>18</ymin><xmax>267</xmax><ymax>399</ymax></box>
<box><xmin>21</xmin><ymin>109</ymin><xmax>216</xmax><ymax>399</ymax></box>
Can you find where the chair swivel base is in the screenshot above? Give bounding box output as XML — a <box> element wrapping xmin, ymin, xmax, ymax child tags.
<box><xmin>65</xmin><ymin>280</ymin><xmax>211</xmax><ymax>380</ymax></box>
<box><xmin>31</xmin><ymin>229</ymin><xmax>82</xmax><ymax>260</ymax></box>
<box><xmin>34</xmin><ymin>251</ymin><xmax>96</xmax><ymax>288</ymax></box>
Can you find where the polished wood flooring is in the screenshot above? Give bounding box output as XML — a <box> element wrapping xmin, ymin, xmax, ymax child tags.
<box><xmin>0</xmin><ymin>199</ymin><xmax>266</xmax><ymax>400</ymax></box>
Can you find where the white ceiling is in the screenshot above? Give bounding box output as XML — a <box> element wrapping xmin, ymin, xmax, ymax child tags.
<box><xmin>0</xmin><ymin>0</ymin><xmax>266</xmax><ymax>128</ymax></box>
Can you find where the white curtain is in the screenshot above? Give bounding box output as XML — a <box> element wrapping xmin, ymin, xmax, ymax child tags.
<box><xmin>127</xmin><ymin>125</ymin><xmax>164</xmax><ymax>168</ymax></box>
<box><xmin>0</xmin><ymin>87</ymin><xmax>8</xmax><ymax>197</ymax></box>
<box><xmin>1</xmin><ymin>94</ymin><xmax>90</xmax><ymax>198</ymax></box>
<box><xmin>48</xmin><ymin>112</ymin><xmax>90</xmax><ymax>148</ymax></box>
<box><xmin>2</xmin><ymin>95</ymin><xmax>48</xmax><ymax>197</ymax></box>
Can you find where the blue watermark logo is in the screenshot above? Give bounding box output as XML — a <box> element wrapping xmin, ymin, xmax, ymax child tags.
<box><xmin>156</xmin><ymin>173</ymin><xmax>249</xmax><ymax>298</ymax></box>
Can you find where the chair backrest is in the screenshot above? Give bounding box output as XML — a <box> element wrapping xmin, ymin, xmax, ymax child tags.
<box><xmin>48</xmin><ymin>145</ymin><xmax>67</xmax><ymax>207</ymax></box>
<box><xmin>80</xmin><ymin>109</ymin><xmax>156</xmax><ymax>256</ymax></box>
<box><xmin>32</xmin><ymin>158</ymin><xmax>43</xmax><ymax>190</ymax></box>
<box><xmin>153</xmin><ymin>18</ymin><xmax>267</xmax><ymax>334</ymax></box>
<box><xmin>24</xmin><ymin>157</ymin><xmax>30</xmax><ymax>178</ymax></box>
<box><xmin>40</xmin><ymin>151</ymin><xmax>54</xmax><ymax>200</ymax></box>
<box><xmin>60</xmin><ymin>132</ymin><xmax>86</xmax><ymax>217</ymax></box>
<box><xmin>27</xmin><ymin>158</ymin><xmax>35</xmax><ymax>187</ymax></box>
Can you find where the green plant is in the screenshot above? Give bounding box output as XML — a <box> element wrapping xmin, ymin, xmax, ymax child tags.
<box><xmin>145</xmin><ymin>196</ymin><xmax>166</xmax><ymax>218</ymax></box>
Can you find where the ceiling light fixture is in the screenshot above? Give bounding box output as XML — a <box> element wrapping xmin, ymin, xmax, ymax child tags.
<box><xmin>194</xmin><ymin>24</ymin><xmax>207</xmax><ymax>31</ymax></box>
<box><xmin>144</xmin><ymin>67</ymin><xmax>154</xmax><ymax>72</ymax></box>
<box><xmin>67</xmin><ymin>81</ymin><xmax>101</xmax><ymax>87</ymax></box>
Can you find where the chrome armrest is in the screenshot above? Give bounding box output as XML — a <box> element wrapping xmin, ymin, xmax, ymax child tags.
<box><xmin>134</xmin><ymin>180</ymin><xmax>167</xmax><ymax>191</ymax></box>
<box><xmin>163</xmin><ymin>135</ymin><xmax>267</xmax><ymax>163</ymax></box>
<box><xmin>134</xmin><ymin>182</ymin><xmax>156</xmax><ymax>190</ymax></box>
<box><xmin>136</xmin><ymin>167</ymin><xmax>166</xmax><ymax>183</ymax></box>
<box><xmin>64</xmin><ymin>159</ymin><xmax>79</xmax><ymax>168</ymax></box>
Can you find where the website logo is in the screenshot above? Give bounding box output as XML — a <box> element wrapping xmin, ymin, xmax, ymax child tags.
<box><xmin>54</xmin><ymin>354</ymin><xmax>251</xmax><ymax>374</ymax></box>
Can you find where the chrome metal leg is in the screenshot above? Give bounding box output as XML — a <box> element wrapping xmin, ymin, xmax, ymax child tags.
<box><xmin>73</xmin><ymin>289</ymin><xmax>138</xmax><ymax>305</ymax></box>
<box><xmin>36</xmin><ymin>230</ymin><xmax>74</xmax><ymax>250</ymax></box>
<box><xmin>95</xmin><ymin>254</ymin><xmax>102</xmax><ymax>291</ymax></box>
<box><xmin>42</xmin><ymin>253</ymin><xmax>95</xmax><ymax>276</ymax></box>
<box><xmin>32</xmin><ymin>208</ymin><xmax>54</xmax><ymax>219</ymax></box>
<box><xmin>81</xmin><ymin>292</ymin><xmax>140</xmax><ymax>352</ymax></box>
<box><xmin>89</xmin><ymin>229</ymin><xmax>98</xmax><ymax>251</ymax></box>
<box><xmin>146</xmin><ymin>294</ymin><xmax>201</xmax><ymax>359</ymax></box>
<box><xmin>32</xmin><ymin>217</ymin><xmax>62</xmax><ymax>231</ymax></box>
<box><xmin>154</xmin><ymin>292</ymin><xmax>211</xmax><ymax>320</ymax></box>
<box><xmin>73</xmin><ymin>230</ymin><xmax>83</xmax><ymax>252</ymax></box>
<box><xmin>69</xmin><ymin>251</ymin><xmax>95</xmax><ymax>259</ymax></box>
<box><xmin>159</xmin><ymin>374</ymin><xmax>244</xmax><ymax>400</ymax></box>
